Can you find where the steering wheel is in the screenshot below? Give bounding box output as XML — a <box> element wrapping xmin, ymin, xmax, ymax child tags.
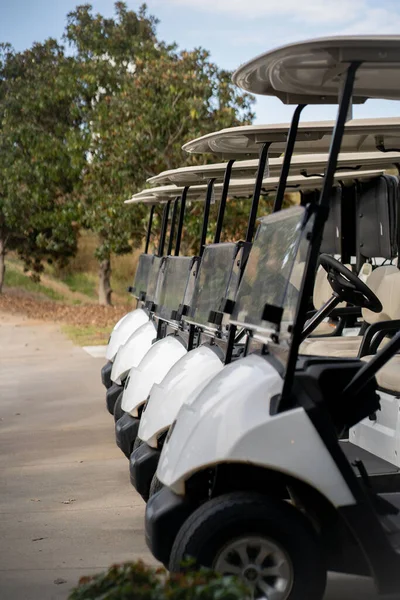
<box><xmin>319</xmin><ymin>254</ymin><xmax>382</xmax><ymax>313</ymax></box>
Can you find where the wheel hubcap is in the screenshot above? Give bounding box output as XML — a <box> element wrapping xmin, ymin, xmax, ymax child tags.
<box><xmin>214</xmin><ymin>535</ymin><xmax>293</xmax><ymax>600</ymax></box>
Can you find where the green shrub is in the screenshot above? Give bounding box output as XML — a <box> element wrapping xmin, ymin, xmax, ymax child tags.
<box><xmin>68</xmin><ymin>561</ymin><xmax>248</xmax><ymax>600</ymax></box>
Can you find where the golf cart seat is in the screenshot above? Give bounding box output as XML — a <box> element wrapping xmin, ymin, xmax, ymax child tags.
<box><xmin>307</xmin><ymin>264</ymin><xmax>348</xmax><ymax>337</ymax></box>
<box><xmin>300</xmin><ymin>265</ymin><xmax>400</xmax><ymax>357</ymax></box>
<box><xmin>361</xmin><ymin>353</ymin><xmax>400</xmax><ymax>394</ymax></box>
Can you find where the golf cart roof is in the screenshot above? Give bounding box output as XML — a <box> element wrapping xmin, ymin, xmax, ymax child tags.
<box><xmin>147</xmin><ymin>151</ymin><xmax>400</xmax><ymax>185</ymax></box>
<box><xmin>183</xmin><ymin>118</ymin><xmax>400</xmax><ymax>158</ymax></box>
<box><xmin>127</xmin><ymin>169</ymin><xmax>385</xmax><ymax>205</ymax></box>
<box><xmin>233</xmin><ymin>36</ymin><xmax>400</xmax><ymax>104</ymax></box>
<box><xmin>125</xmin><ymin>193</ymin><xmax>161</xmax><ymax>204</ymax></box>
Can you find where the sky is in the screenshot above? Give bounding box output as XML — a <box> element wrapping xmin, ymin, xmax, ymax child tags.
<box><xmin>2</xmin><ymin>0</ymin><xmax>400</xmax><ymax>124</ymax></box>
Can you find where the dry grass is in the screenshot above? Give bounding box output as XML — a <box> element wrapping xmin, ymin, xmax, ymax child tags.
<box><xmin>52</xmin><ymin>231</ymin><xmax>142</xmax><ymax>303</ymax></box>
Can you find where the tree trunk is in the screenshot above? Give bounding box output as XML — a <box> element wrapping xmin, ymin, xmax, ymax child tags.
<box><xmin>98</xmin><ymin>257</ymin><xmax>112</xmax><ymax>306</ymax></box>
<box><xmin>0</xmin><ymin>236</ymin><xmax>5</xmax><ymax>294</ymax></box>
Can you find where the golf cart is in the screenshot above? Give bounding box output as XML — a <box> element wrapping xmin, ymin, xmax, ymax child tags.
<box><xmin>145</xmin><ymin>36</ymin><xmax>400</xmax><ymax>599</ymax></box>
<box><xmin>101</xmin><ymin>193</ymin><xmax>172</xmax><ymax>391</ymax></box>
<box><xmin>131</xmin><ymin>165</ymin><xmax>393</xmax><ymax>503</ymax></box>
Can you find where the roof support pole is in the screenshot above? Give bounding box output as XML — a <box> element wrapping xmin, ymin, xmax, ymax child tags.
<box><xmin>273</xmin><ymin>103</ymin><xmax>307</xmax><ymax>213</ymax></box>
<box><xmin>174</xmin><ymin>187</ymin><xmax>189</xmax><ymax>257</ymax></box>
<box><xmin>157</xmin><ymin>200</ymin><xmax>171</xmax><ymax>257</ymax></box>
<box><xmin>214</xmin><ymin>160</ymin><xmax>235</xmax><ymax>243</ymax></box>
<box><xmin>144</xmin><ymin>205</ymin><xmax>155</xmax><ymax>253</ymax></box>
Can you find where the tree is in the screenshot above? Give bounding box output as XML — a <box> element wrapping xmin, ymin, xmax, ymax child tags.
<box><xmin>0</xmin><ymin>40</ymin><xmax>87</xmax><ymax>292</ymax></box>
<box><xmin>66</xmin><ymin>2</ymin><xmax>255</xmax><ymax>305</ymax></box>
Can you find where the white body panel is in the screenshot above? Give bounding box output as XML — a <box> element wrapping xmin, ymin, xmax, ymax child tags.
<box><xmin>121</xmin><ymin>336</ymin><xmax>187</xmax><ymax>417</ymax></box>
<box><xmin>157</xmin><ymin>354</ymin><xmax>355</xmax><ymax>508</ymax></box>
<box><xmin>106</xmin><ymin>308</ymin><xmax>149</xmax><ymax>361</ymax></box>
<box><xmin>350</xmin><ymin>391</ymin><xmax>400</xmax><ymax>467</ymax></box>
<box><xmin>138</xmin><ymin>345</ymin><xmax>224</xmax><ymax>448</ymax></box>
<box><xmin>111</xmin><ymin>320</ymin><xmax>156</xmax><ymax>384</ymax></box>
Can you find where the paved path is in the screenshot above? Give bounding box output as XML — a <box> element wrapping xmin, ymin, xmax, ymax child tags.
<box><xmin>0</xmin><ymin>313</ymin><xmax>152</xmax><ymax>599</ymax></box>
<box><xmin>0</xmin><ymin>312</ymin><xmax>398</xmax><ymax>599</ymax></box>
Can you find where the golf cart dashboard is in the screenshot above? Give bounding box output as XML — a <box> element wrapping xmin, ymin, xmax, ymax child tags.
<box><xmin>288</xmin><ymin>356</ymin><xmax>380</xmax><ymax>433</ymax></box>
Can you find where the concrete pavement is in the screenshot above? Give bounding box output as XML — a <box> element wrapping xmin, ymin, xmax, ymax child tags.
<box><xmin>0</xmin><ymin>313</ymin><xmax>153</xmax><ymax>599</ymax></box>
<box><xmin>0</xmin><ymin>311</ymin><xmax>398</xmax><ymax>599</ymax></box>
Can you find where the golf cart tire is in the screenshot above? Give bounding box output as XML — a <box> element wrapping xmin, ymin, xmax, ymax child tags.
<box><xmin>149</xmin><ymin>473</ymin><xmax>163</xmax><ymax>498</ymax></box>
<box><xmin>169</xmin><ymin>491</ymin><xmax>327</xmax><ymax>600</ymax></box>
<box><xmin>113</xmin><ymin>391</ymin><xmax>124</xmax><ymax>423</ymax></box>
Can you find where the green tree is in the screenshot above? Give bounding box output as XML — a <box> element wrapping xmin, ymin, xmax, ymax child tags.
<box><xmin>0</xmin><ymin>40</ymin><xmax>87</xmax><ymax>292</ymax></box>
<box><xmin>66</xmin><ymin>2</ymin><xmax>255</xmax><ymax>305</ymax></box>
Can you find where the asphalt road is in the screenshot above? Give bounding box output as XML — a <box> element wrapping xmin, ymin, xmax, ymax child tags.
<box><xmin>0</xmin><ymin>312</ymin><xmax>398</xmax><ymax>599</ymax></box>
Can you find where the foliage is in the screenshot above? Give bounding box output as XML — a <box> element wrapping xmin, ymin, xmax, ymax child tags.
<box><xmin>65</xmin><ymin>2</ymin><xmax>255</xmax><ymax>303</ymax></box>
<box><xmin>68</xmin><ymin>561</ymin><xmax>248</xmax><ymax>600</ymax></box>
<box><xmin>0</xmin><ymin>39</ymin><xmax>87</xmax><ymax>286</ymax></box>
<box><xmin>0</xmin><ymin>2</ymin><xmax>255</xmax><ymax>303</ymax></box>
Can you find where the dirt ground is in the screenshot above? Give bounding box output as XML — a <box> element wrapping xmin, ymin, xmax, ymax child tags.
<box><xmin>0</xmin><ymin>289</ymin><xmax>130</xmax><ymax>328</ymax></box>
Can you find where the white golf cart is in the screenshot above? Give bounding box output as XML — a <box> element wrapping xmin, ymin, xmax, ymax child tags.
<box><xmin>101</xmin><ymin>192</ymin><xmax>172</xmax><ymax>392</ymax></box>
<box><xmin>145</xmin><ymin>36</ymin><xmax>400</xmax><ymax>600</ymax></box>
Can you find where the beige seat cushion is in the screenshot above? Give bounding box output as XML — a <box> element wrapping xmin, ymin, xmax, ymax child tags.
<box><xmin>300</xmin><ymin>336</ymin><xmax>361</xmax><ymax>357</ymax></box>
<box><xmin>310</xmin><ymin>321</ymin><xmax>339</xmax><ymax>336</ymax></box>
<box><xmin>362</xmin><ymin>354</ymin><xmax>400</xmax><ymax>394</ymax></box>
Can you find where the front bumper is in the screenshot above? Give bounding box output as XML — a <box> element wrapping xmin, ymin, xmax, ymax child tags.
<box><xmin>106</xmin><ymin>382</ymin><xmax>123</xmax><ymax>415</ymax></box>
<box><xmin>129</xmin><ymin>442</ymin><xmax>160</xmax><ymax>501</ymax></box>
<box><xmin>145</xmin><ymin>486</ymin><xmax>195</xmax><ymax>567</ymax></box>
<box><xmin>115</xmin><ymin>413</ymin><xmax>140</xmax><ymax>458</ymax></box>
<box><xmin>101</xmin><ymin>361</ymin><xmax>113</xmax><ymax>389</ymax></box>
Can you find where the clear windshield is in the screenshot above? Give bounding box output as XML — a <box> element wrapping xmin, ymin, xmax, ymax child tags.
<box><xmin>231</xmin><ymin>206</ymin><xmax>313</xmax><ymax>342</ymax></box>
<box><xmin>185</xmin><ymin>242</ymin><xmax>241</xmax><ymax>330</ymax></box>
<box><xmin>145</xmin><ymin>256</ymin><xmax>163</xmax><ymax>303</ymax></box>
<box><xmin>131</xmin><ymin>254</ymin><xmax>155</xmax><ymax>299</ymax></box>
<box><xmin>156</xmin><ymin>256</ymin><xmax>195</xmax><ymax>321</ymax></box>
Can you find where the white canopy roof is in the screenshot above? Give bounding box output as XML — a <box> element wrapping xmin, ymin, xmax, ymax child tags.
<box><xmin>233</xmin><ymin>36</ymin><xmax>400</xmax><ymax>104</ymax></box>
<box><xmin>183</xmin><ymin>118</ymin><xmax>400</xmax><ymax>158</ymax></box>
<box><xmin>125</xmin><ymin>169</ymin><xmax>385</xmax><ymax>204</ymax></box>
<box><xmin>147</xmin><ymin>151</ymin><xmax>400</xmax><ymax>186</ymax></box>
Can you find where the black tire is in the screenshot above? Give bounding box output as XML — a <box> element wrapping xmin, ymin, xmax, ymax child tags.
<box><xmin>132</xmin><ymin>436</ymin><xmax>143</xmax><ymax>452</ymax></box>
<box><xmin>149</xmin><ymin>473</ymin><xmax>164</xmax><ymax>498</ymax></box>
<box><xmin>169</xmin><ymin>492</ymin><xmax>326</xmax><ymax>600</ymax></box>
<box><xmin>113</xmin><ymin>391</ymin><xmax>124</xmax><ymax>423</ymax></box>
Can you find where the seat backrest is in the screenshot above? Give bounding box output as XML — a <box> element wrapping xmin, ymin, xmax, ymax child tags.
<box><xmin>363</xmin><ymin>265</ymin><xmax>400</xmax><ymax>324</ymax></box>
<box><xmin>313</xmin><ymin>265</ymin><xmax>349</xmax><ymax>310</ymax></box>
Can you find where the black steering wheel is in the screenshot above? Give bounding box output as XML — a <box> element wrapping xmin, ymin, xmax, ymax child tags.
<box><xmin>319</xmin><ymin>254</ymin><xmax>382</xmax><ymax>313</ymax></box>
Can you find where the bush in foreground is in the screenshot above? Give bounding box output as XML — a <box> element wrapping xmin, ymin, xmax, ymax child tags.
<box><xmin>68</xmin><ymin>561</ymin><xmax>248</xmax><ymax>600</ymax></box>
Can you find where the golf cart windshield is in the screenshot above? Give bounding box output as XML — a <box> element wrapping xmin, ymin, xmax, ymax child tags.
<box><xmin>145</xmin><ymin>256</ymin><xmax>163</xmax><ymax>303</ymax></box>
<box><xmin>155</xmin><ymin>256</ymin><xmax>196</xmax><ymax>321</ymax></box>
<box><xmin>231</xmin><ymin>206</ymin><xmax>314</xmax><ymax>349</ymax></box>
<box><xmin>131</xmin><ymin>254</ymin><xmax>155</xmax><ymax>300</ymax></box>
<box><xmin>184</xmin><ymin>243</ymin><xmax>241</xmax><ymax>331</ymax></box>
